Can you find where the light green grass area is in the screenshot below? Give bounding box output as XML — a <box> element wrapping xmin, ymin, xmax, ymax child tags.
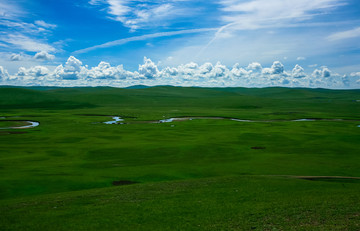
<box><xmin>0</xmin><ymin>86</ymin><xmax>359</xmax><ymax>230</ymax></box>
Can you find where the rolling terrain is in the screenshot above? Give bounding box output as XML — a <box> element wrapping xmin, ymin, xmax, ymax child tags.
<box><xmin>1</xmin><ymin>86</ymin><xmax>360</xmax><ymax>230</ymax></box>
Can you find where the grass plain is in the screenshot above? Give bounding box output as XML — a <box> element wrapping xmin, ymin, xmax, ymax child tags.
<box><xmin>0</xmin><ymin>86</ymin><xmax>360</xmax><ymax>230</ymax></box>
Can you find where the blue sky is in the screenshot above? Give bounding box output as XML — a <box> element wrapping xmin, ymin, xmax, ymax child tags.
<box><xmin>0</xmin><ymin>0</ymin><xmax>360</xmax><ymax>88</ymax></box>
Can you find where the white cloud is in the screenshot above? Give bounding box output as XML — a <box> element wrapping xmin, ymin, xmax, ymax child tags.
<box><xmin>73</xmin><ymin>28</ymin><xmax>215</xmax><ymax>54</ymax></box>
<box><xmin>327</xmin><ymin>27</ymin><xmax>360</xmax><ymax>41</ymax></box>
<box><xmin>231</xmin><ymin>63</ymin><xmax>250</xmax><ymax>77</ymax></box>
<box><xmin>200</xmin><ymin>0</ymin><xmax>347</xmax><ymax>51</ymax></box>
<box><xmin>13</xmin><ymin>66</ymin><xmax>53</xmax><ymax>85</ymax></box>
<box><xmin>323</xmin><ymin>68</ymin><xmax>331</xmax><ymax>78</ymax></box>
<box><xmin>87</xmin><ymin>61</ymin><xmax>133</xmax><ymax>80</ymax></box>
<box><xmin>270</xmin><ymin>61</ymin><xmax>284</xmax><ymax>74</ymax></box>
<box><xmin>313</xmin><ymin>67</ymin><xmax>331</xmax><ymax>78</ymax></box>
<box><xmin>261</xmin><ymin>61</ymin><xmax>286</xmax><ymax>76</ymax></box>
<box><xmin>220</xmin><ymin>0</ymin><xmax>345</xmax><ymax>30</ymax></box>
<box><xmin>124</xmin><ymin>3</ymin><xmax>174</xmax><ymax>31</ymax></box>
<box><xmin>10</xmin><ymin>53</ymin><xmax>22</xmax><ymax>61</ymax></box>
<box><xmin>292</xmin><ymin>64</ymin><xmax>306</xmax><ymax>78</ymax></box>
<box><xmin>0</xmin><ymin>20</ymin><xmax>46</xmax><ymax>34</ymax></box>
<box><xmin>1</xmin><ymin>56</ymin><xmax>359</xmax><ymax>89</ymax></box>
<box><xmin>34</xmin><ymin>51</ymin><xmax>55</xmax><ymax>61</ymax></box>
<box><xmin>1</xmin><ymin>34</ymin><xmax>56</xmax><ymax>52</ymax></box>
<box><xmin>0</xmin><ymin>52</ymin><xmax>45</xmax><ymax>74</ymax></box>
<box><xmin>199</xmin><ymin>62</ymin><xmax>213</xmax><ymax>74</ymax></box>
<box><xmin>90</xmin><ymin>0</ymin><xmax>193</xmax><ymax>31</ymax></box>
<box><xmin>17</xmin><ymin>66</ymin><xmax>50</xmax><ymax>78</ymax></box>
<box><xmin>138</xmin><ymin>57</ymin><xmax>159</xmax><ymax>79</ymax></box>
<box><xmin>34</xmin><ymin>20</ymin><xmax>57</xmax><ymax>29</ymax></box>
<box><xmin>213</xmin><ymin>62</ymin><xmax>228</xmax><ymax>78</ymax></box>
<box><xmin>89</xmin><ymin>61</ymin><xmax>115</xmax><ymax>79</ymax></box>
<box><xmin>89</xmin><ymin>0</ymin><xmax>105</xmax><ymax>5</ymax></box>
<box><xmin>247</xmin><ymin>62</ymin><xmax>262</xmax><ymax>71</ymax></box>
<box><xmin>0</xmin><ymin>1</ymin><xmax>57</xmax><ymax>59</ymax></box>
<box><xmin>0</xmin><ymin>1</ymin><xmax>24</xmax><ymax>19</ymax></box>
<box><xmin>350</xmin><ymin>72</ymin><xmax>360</xmax><ymax>77</ymax></box>
<box><xmin>0</xmin><ymin>13</ymin><xmax>57</xmax><ymax>36</ymax></box>
<box><xmin>0</xmin><ymin>66</ymin><xmax>10</xmax><ymax>81</ymax></box>
<box><xmin>53</xmin><ymin>56</ymin><xmax>85</xmax><ymax>80</ymax></box>
<box><xmin>51</xmin><ymin>56</ymin><xmax>135</xmax><ymax>82</ymax></box>
<box><xmin>297</xmin><ymin>56</ymin><xmax>306</xmax><ymax>61</ymax></box>
<box><xmin>65</xmin><ymin>56</ymin><xmax>83</xmax><ymax>72</ymax></box>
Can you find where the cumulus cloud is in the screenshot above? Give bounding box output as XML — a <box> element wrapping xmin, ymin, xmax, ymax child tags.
<box><xmin>65</xmin><ymin>56</ymin><xmax>83</xmax><ymax>72</ymax></box>
<box><xmin>292</xmin><ymin>64</ymin><xmax>306</xmax><ymax>78</ymax></box>
<box><xmin>231</xmin><ymin>63</ymin><xmax>250</xmax><ymax>77</ymax></box>
<box><xmin>213</xmin><ymin>62</ymin><xmax>228</xmax><ymax>78</ymax></box>
<box><xmin>17</xmin><ymin>66</ymin><xmax>50</xmax><ymax>77</ymax></box>
<box><xmin>350</xmin><ymin>72</ymin><xmax>360</xmax><ymax>77</ymax></box>
<box><xmin>199</xmin><ymin>62</ymin><xmax>213</xmax><ymax>74</ymax></box>
<box><xmin>297</xmin><ymin>57</ymin><xmax>306</xmax><ymax>61</ymax></box>
<box><xmin>89</xmin><ymin>61</ymin><xmax>115</xmax><ymax>79</ymax></box>
<box><xmin>270</xmin><ymin>61</ymin><xmax>284</xmax><ymax>74</ymax></box>
<box><xmin>262</xmin><ymin>61</ymin><xmax>286</xmax><ymax>75</ymax></box>
<box><xmin>0</xmin><ymin>66</ymin><xmax>10</xmax><ymax>81</ymax></box>
<box><xmin>0</xmin><ymin>56</ymin><xmax>359</xmax><ymax>89</ymax></box>
<box><xmin>247</xmin><ymin>62</ymin><xmax>262</xmax><ymax>71</ymax></box>
<box><xmin>11</xmin><ymin>66</ymin><xmax>53</xmax><ymax>85</ymax></box>
<box><xmin>323</xmin><ymin>68</ymin><xmax>331</xmax><ymax>78</ymax></box>
<box><xmin>53</xmin><ymin>56</ymin><xmax>85</xmax><ymax>80</ymax></box>
<box><xmin>138</xmin><ymin>57</ymin><xmax>159</xmax><ymax>78</ymax></box>
<box><xmin>34</xmin><ymin>51</ymin><xmax>55</xmax><ymax>61</ymax></box>
<box><xmin>87</xmin><ymin>61</ymin><xmax>134</xmax><ymax>80</ymax></box>
<box><xmin>313</xmin><ymin>67</ymin><xmax>331</xmax><ymax>78</ymax></box>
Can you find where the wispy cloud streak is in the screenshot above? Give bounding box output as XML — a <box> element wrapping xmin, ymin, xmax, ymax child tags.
<box><xmin>198</xmin><ymin>0</ymin><xmax>347</xmax><ymax>55</ymax></box>
<box><xmin>88</xmin><ymin>0</ymin><xmax>194</xmax><ymax>30</ymax></box>
<box><xmin>73</xmin><ymin>28</ymin><xmax>216</xmax><ymax>54</ymax></box>
<box><xmin>327</xmin><ymin>27</ymin><xmax>360</xmax><ymax>41</ymax></box>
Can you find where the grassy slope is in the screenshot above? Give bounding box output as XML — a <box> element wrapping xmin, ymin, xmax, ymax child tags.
<box><xmin>1</xmin><ymin>176</ymin><xmax>360</xmax><ymax>230</ymax></box>
<box><xmin>0</xmin><ymin>86</ymin><xmax>360</xmax><ymax>230</ymax></box>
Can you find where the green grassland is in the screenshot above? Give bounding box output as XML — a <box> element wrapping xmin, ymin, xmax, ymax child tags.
<box><xmin>0</xmin><ymin>86</ymin><xmax>360</xmax><ymax>230</ymax></box>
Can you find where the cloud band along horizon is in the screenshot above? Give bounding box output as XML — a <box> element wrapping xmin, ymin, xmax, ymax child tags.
<box><xmin>1</xmin><ymin>56</ymin><xmax>359</xmax><ymax>89</ymax></box>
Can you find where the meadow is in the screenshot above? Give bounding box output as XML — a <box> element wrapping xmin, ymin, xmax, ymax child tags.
<box><xmin>0</xmin><ymin>86</ymin><xmax>360</xmax><ymax>230</ymax></box>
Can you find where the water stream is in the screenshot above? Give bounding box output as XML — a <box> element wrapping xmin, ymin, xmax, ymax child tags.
<box><xmin>0</xmin><ymin>120</ymin><xmax>40</xmax><ymax>129</ymax></box>
<box><xmin>102</xmin><ymin>116</ymin><xmax>359</xmax><ymax>125</ymax></box>
<box><xmin>103</xmin><ymin>116</ymin><xmax>124</xmax><ymax>124</ymax></box>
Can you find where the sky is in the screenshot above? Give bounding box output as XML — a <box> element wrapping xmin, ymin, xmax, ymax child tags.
<box><xmin>0</xmin><ymin>0</ymin><xmax>360</xmax><ymax>88</ymax></box>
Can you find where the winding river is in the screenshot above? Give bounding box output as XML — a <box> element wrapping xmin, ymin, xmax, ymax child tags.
<box><xmin>103</xmin><ymin>116</ymin><xmax>360</xmax><ymax>125</ymax></box>
<box><xmin>0</xmin><ymin>120</ymin><xmax>39</xmax><ymax>129</ymax></box>
<box><xmin>103</xmin><ymin>116</ymin><xmax>124</xmax><ymax>124</ymax></box>
<box><xmin>1</xmin><ymin>116</ymin><xmax>358</xmax><ymax>129</ymax></box>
